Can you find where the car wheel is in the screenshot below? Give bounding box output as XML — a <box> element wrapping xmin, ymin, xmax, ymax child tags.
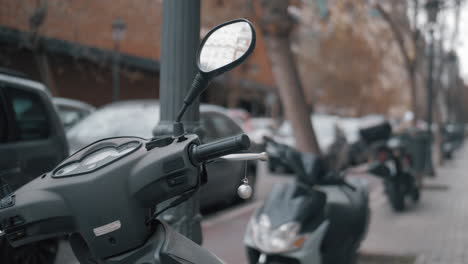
<box><xmin>0</xmin><ymin>237</ymin><xmax>59</xmax><ymax>264</ymax></box>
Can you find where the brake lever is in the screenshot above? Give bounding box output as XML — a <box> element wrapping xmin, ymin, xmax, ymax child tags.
<box><xmin>217</xmin><ymin>152</ymin><xmax>268</xmax><ymax>162</ymax></box>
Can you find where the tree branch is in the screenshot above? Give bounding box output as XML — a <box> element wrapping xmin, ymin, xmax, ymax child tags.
<box><xmin>374</xmin><ymin>3</ymin><xmax>414</xmax><ymax>73</ymax></box>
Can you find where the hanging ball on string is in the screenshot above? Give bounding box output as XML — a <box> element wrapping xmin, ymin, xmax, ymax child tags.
<box><xmin>237</xmin><ymin>183</ymin><xmax>252</xmax><ymax>199</ymax></box>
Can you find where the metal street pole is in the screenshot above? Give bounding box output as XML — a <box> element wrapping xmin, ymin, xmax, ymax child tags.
<box><xmin>425</xmin><ymin>27</ymin><xmax>435</xmax><ymax>176</ymax></box>
<box><xmin>112</xmin><ymin>42</ymin><xmax>120</xmax><ymax>102</ymax></box>
<box><xmin>153</xmin><ymin>0</ymin><xmax>202</xmax><ymax>244</ymax></box>
<box><xmin>112</xmin><ymin>18</ymin><xmax>125</xmax><ymax>102</ymax></box>
<box><xmin>423</xmin><ymin>0</ymin><xmax>440</xmax><ymax>176</ymax></box>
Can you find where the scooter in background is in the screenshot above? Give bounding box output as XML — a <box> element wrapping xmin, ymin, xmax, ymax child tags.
<box><xmin>244</xmin><ymin>138</ymin><xmax>370</xmax><ymax>264</ymax></box>
<box><xmin>368</xmin><ymin>137</ymin><xmax>420</xmax><ymax>212</ymax></box>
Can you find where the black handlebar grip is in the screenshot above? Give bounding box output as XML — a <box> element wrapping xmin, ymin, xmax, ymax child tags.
<box><xmin>192</xmin><ymin>134</ymin><xmax>251</xmax><ymax>163</ymax></box>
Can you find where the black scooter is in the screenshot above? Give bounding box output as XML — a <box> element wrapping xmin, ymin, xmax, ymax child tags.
<box><xmin>0</xmin><ymin>19</ymin><xmax>261</xmax><ymax>264</ymax></box>
<box><xmin>244</xmin><ymin>138</ymin><xmax>370</xmax><ymax>264</ymax></box>
<box><xmin>368</xmin><ymin>137</ymin><xmax>420</xmax><ymax>211</ymax></box>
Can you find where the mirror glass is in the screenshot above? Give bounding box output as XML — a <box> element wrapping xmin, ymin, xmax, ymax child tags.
<box><xmin>199</xmin><ymin>21</ymin><xmax>253</xmax><ymax>72</ymax></box>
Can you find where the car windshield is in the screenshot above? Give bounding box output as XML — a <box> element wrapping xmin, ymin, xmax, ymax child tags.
<box><xmin>67</xmin><ymin>102</ymin><xmax>160</xmax><ymax>145</ymax></box>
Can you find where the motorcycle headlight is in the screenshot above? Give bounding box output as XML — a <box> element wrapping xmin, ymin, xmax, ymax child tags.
<box><xmin>249</xmin><ymin>214</ymin><xmax>307</xmax><ymax>253</ymax></box>
<box><xmin>54</xmin><ymin>141</ymin><xmax>140</xmax><ymax>177</ymax></box>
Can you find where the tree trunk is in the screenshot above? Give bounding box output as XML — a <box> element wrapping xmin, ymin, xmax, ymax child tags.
<box><xmin>263</xmin><ymin>37</ymin><xmax>321</xmax><ymax>153</ymax></box>
<box><xmin>259</xmin><ymin>0</ymin><xmax>321</xmax><ymax>154</ymax></box>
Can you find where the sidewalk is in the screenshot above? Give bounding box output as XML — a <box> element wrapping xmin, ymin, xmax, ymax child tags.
<box><xmin>361</xmin><ymin>143</ymin><xmax>468</xmax><ymax>264</ymax></box>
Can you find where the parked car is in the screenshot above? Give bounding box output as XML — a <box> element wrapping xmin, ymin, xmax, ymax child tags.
<box><xmin>267</xmin><ymin>115</ymin><xmax>341</xmax><ymax>173</ymax></box>
<box><xmin>53</xmin><ymin>97</ymin><xmax>95</xmax><ymax>130</ymax></box>
<box><xmin>268</xmin><ymin>115</ymin><xmax>367</xmax><ymax>172</ymax></box>
<box><xmin>247</xmin><ymin>117</ymin><xmax>275</xmax><ymax>145</ymax></box>
<box><xmin>227</xmin><ymin>108</ymin><xmax>252</xmax><ymax>132</ymax></box>
<box><xmin>0</xmin><ymin>68</ymin><xmax>68</xmax><ymax>263</ymax></box>
<box><xmin>276</xmin><ymin>115</ymin><xmax>342</xmax><ymax>150</ymax></box>
<box><xmin>66</xmin><ymin>100</ymin><xmax>257</xmax><ymax>210</ymax></box>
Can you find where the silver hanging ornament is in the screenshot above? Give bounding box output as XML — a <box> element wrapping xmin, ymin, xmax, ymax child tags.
<box><xmin>237</xmin><ymin>160</ymin><xmax>252</xmax><ymax>199</ymax></box>
<box><xmin>237</xmin><ymin>178</ymin><xmax>252</xmax><ymax>199</ymax></box>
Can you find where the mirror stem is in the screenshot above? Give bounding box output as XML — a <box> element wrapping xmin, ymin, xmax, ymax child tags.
<box><xmin>173</xmin><ymin>122</ymin><xmax>185</xmax><ymax>137</ymax></box>
<box><xmin>174</xmin><ymin>105</ymin><xmax>188</xmax><ymax>137</ymax></box>
<box><xmin>174</xmin><ymin>72</ymin><xmax>209</xmax><ymax>137</ymax></box>
<box><xmin>183</xmin><ymin>72</ymin><xmax>209</xmax><ymax>108</ymax></box>
<box><xmin>176</xmin><ymin>104</ymin><xmax>188</xmax><ymax>123</ymax></box>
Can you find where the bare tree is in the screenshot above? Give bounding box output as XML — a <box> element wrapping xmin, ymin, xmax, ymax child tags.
<box><xmin>258</xmin><ymin>0</ymin><xmax>321</xmax><ymax>154</ymax></box>
<box><xmin>374</xmin><ymin>1</ymin><xmax>423</xmax><ymax>124</ymax></box>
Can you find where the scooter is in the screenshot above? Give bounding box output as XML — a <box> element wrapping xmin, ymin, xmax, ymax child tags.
<box><xmin>368</xmin><ymin>137</ymin><xmax>420</xmax><ymax>212</ymax></box>
<box><xmin>0</xmin><ymin>19</ymin><xmax>262</xmax><ymax>264</ymax></box>
<box><xmin>245</xmin><ymin>138</ymin><xmax>370</xmax><ymax>264</ymax></box>
<box><xmin>441</xmin><ymin>124</ymin><xmax>463</xmax><ymax>160</ymax></box>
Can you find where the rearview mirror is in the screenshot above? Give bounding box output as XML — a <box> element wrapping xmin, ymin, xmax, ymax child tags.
<box><xmin>198</xmin><ymin>19</ymin><xmax>255</xmax><ymax>75</ymax></box>
<box><xmin>175</xmin><ymin>19</ymin><xmax>256</xmax><ymax>129</ymax></box>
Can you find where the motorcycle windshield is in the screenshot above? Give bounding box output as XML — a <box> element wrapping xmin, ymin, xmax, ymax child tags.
<box><xmin>284</xmin><ymin>149</ymin><xmax>326</xmax><ymax>186</ymax></box>
<box><xmin>259</xmin><ymin>182</ymin><xmax>326</xmax><ymax>230</ymax></box>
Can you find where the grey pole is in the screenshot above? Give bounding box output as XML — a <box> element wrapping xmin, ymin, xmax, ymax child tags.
<box><xmin>112</xmin><ymin>41</ymin><xmax>120</xmax><ymax>102</ymax></box>
<box><xmin>425</xmin><ymin>28</ymin><xmax>435</xmax><ymax>176</ymax></box>
<box><xmin>153</xmin><ymin>0</ymin><xmax>202</xmax><ymax>243</ymax></box>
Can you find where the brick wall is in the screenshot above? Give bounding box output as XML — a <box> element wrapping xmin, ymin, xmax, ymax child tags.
<box><xmin>0</xmin><ymin>44</ymin><xmax>159</xmax><ymax>106</ymax></box>
<box><xmin>0</xmin><ymin>0</ymin><xmax>275</xmax><ymax>88</ymax></box>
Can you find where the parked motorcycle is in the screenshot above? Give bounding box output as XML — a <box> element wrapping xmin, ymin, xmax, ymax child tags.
<box><xmin>245</xmin><ymin>138</ymin><xmax>370</xmax><ymax>264</ymax></box>
<box><xmin>0</xmin><ymin>19</ymin><xmax>261</xmax><ymax>264</ymax></box>
<box><xmin>368</xmin><ymin>137</ymin><xmax>420</xmax><ymax>212</ymax></box>
<box><xmin>441</xmin><ymin>124</ymin><xmax>464</xmax><ymax>159</ymax></box>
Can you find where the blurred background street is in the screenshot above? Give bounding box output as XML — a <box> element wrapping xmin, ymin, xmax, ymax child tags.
<box><xmin>2</xmin><ymin>0</ymin><xmax>468</xmax><ymax>264</ymax></box>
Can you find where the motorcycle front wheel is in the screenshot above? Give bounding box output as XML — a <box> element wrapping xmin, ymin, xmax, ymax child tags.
<box><xmin>386</xmin><ymin>181</ymin><xmax>405</xmax><ymax>212</ymax></box>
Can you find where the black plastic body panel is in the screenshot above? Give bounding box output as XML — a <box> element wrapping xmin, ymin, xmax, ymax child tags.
<box><xmin>0</xmin><ymin>135</ymin><xmax>201</xmax><ymax>259</ymax></box>
<box><xmin>86</xmin><ymin>220</ymin><xmax>224</xmax><ymax>264</ymax></box>
<box><xmin>257</xmin><ymin>182</ymin><xmax>326</xmax><ymax>231</ymax></box>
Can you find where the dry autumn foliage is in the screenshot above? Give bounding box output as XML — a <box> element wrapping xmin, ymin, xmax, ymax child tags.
<box><xmin>296</xmin><ymin>0</ymin><xmax>411</xmax><ymax>117</ymax></box>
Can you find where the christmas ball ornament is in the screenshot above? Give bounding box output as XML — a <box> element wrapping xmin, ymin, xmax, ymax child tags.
<box><xmin>237</xmin><ymin>181</ymin><xmax>252</xmax><ymax>199</ymax></box>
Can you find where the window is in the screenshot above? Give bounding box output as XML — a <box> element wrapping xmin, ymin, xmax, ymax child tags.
<box><xmin>57</xmin><ymin>106</ymin><xmax>83</xmax><ymax>126</ymax></box>
<box><xmin>209</xmin><ymin>113</ymin><xmax>242</xmax><ymax>140</ymax></box>
<box><xmin>8</xmin><ymin>88</ymin><xmax>49</xmax><ymax>141</ymax></box>
<box><xmin>200</xmin><ymin>113</ymin><xmax>217</xmax><ymax>143</ymax></box>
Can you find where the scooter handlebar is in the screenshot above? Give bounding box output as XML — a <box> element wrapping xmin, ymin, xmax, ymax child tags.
<box><xmin>191</xmin><ymin>134</ymin><xmax>251</xmax><ymax>163</ymax></box>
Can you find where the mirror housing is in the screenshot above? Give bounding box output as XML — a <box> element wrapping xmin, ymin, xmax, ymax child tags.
<box><xmin>197</xmin><ymin>19</ymin><xmax>256</xmax><ymax>78</ymax></box>
<box><xmin>174</xmin><ymin>18</ymin><xmax>256</xmax><ymax>131</ymax></box>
